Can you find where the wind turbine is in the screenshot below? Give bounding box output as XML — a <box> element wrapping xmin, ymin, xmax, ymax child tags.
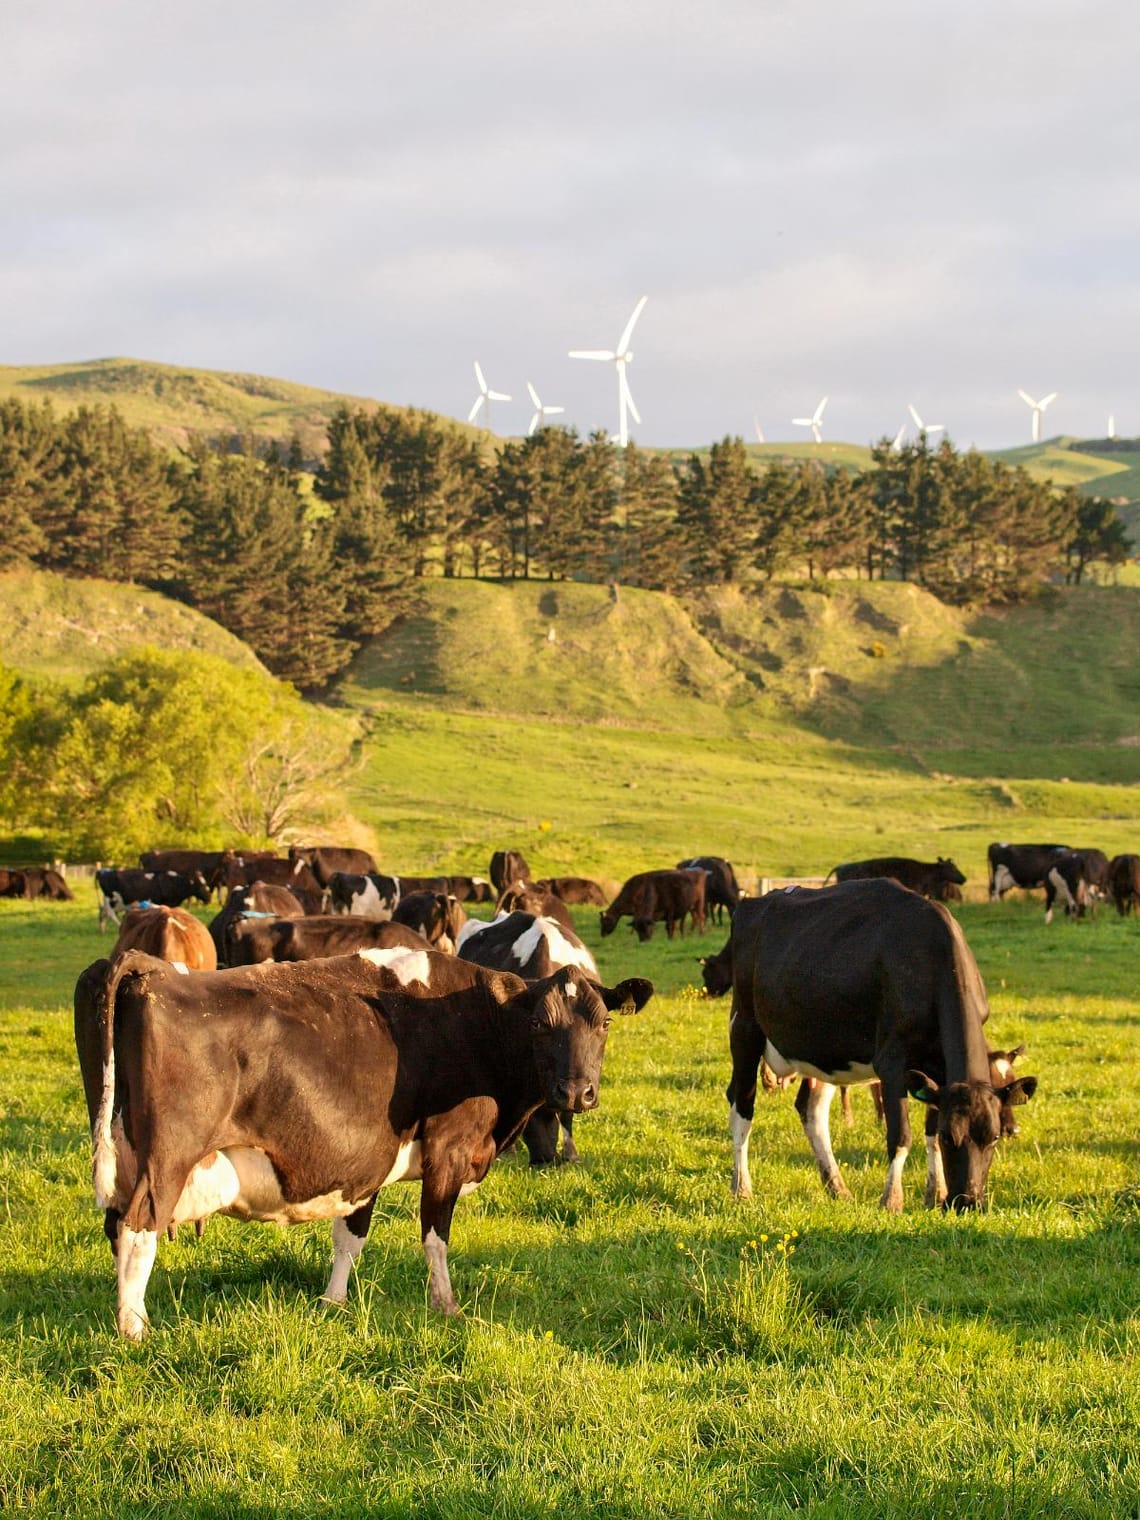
<box><xmin>1108</xmin><ymin>414</ymin><xmax>1116</xmax><ymax>439</ymax></box>
<box><xmin>1017</xmin><ymin>389</ymin><xmax>1057</xmax><ymax>444</ymax></box>
<box><xmin>754</xmin><ymin>416</ymin><xmax>765</xmax><ymax>444</ymax></box>
<box><xmin>467</xmin><ymin>361</ymin><xmax>512</xmax><ymax>431</ymax></box>
<box><xmin>792</xmin><ymin>395</ymin><xmax>828</xmax><ymax>444</ymax></box>
<box><xmin>908</xmin><ymin>403</ymin><xmax>944</xmax><ymax>439</ymax></box>
<box><xmin>568</xmin><ymin>295</ymin><xmax>648</xmax><ymax>447</ymax></box>
<box><xmin>891</xmin><ymin>424</ymin><xmax>906</xmax><ymax>453</ymax></box>
<box><xmin>526</xmin><ymin>383</ymin><xmax>565</xmax><ymax>436</ymax></box>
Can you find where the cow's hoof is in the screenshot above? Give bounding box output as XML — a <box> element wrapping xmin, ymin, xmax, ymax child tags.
<box><xmin>924</xmin><ymin>1185</ymin><xmax>948</xmax><ymax>1210</ymax></box>
<box><xmin>825</xmin><ymin>1176</ymin><xmax>853</xmax><ymax>1201</ymax></box>
<box><xmin>117</xmin><ymin>1310</ymin><xmax>150</xmax><ymax>1341</ymax></box>
<box><xmin>880</xmin><ymin>1189</ymin><xmax>905</xmax><ymax>1213</ymax></box>
<box><xmin>732</xmin><ymin>1183</ymin><xmax>753</xmax><ymax>1201</ymax></box>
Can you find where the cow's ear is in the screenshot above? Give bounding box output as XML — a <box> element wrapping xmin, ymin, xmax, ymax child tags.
<box><xmin>907</xmin><ymin>1069</ymin><xmax>940</xmax><ymax>1105</ymax></box>
<box><xmin>602</xmin><ymin>977</ymin><xmax>654</xmax><ymax>1015</ymax></box>
<box><xmin>998</xmin><ymin>1075</ymin><xmax>1038</xmax><ymax>1106</ymax></box>
<box><xmin>1009</xmin><ymin>1042</ymin><xmax>1028</xmax><ymax>1062</ymax></box>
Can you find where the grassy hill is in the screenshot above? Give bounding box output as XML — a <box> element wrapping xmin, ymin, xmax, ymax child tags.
<box><xmin>1</xmin><ymin>568</ymin><xmax>267</xmax><ymax>683</ymax></box>
<box><xmin>0</xmin><ymin>357</ymin><xmax>488</xmax><ymax>460</ymax></box>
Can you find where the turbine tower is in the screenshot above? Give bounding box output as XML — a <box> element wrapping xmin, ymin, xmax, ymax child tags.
<box><xmin>526</xmin><ymin>383</ymin><xmax>565</xmax><ymax>436</ymax></box>
<box><xmin>792</xmin><ymin>395</ymin><xmax>828</xmax><ymax>444</ymax></box>
<box><xmin>908</xmin><ymin>403</ymin><xmax>944</xmax><ymax>439</ymax></box>
<box><xmin>1017</xmin><ymin>389</ymin><xmax>1057</xmax><ymax>444</ymax></box>
<box><xmin>1108</xmin><ymin>414</ymin><xmax>1116</xmax><ymax>440</ymax></box>
<box><xmin>568</xmin><ymin>295</ymin><xmax>648</xmax><ymax>447</ymax></box>
<box><xmin>468</xmin><ymin>361</ymin><xmax>512</xmax><ymax>431</ymax></box>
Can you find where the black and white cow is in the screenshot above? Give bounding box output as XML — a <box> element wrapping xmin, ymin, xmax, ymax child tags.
<box><xmin>1043</xmin><ymin>852</ymin><xmax>1091</xmax><ymax>923</ymax></box>
<box><xmin>326</xmin><ymin>871</ymin><xmax>402</xmax><ymax>918</ymax></box>
<box><xmin>73</xmin><ymin>947</ymin><xmax>652</xmax><ymax>1337</ymax></box>
<box><xmin>458</xmin><ymin>911</ymin><xmax>601</xmax><ymax>1165</ymax></box>
<box><xmin>726</xmin><ymin>880</ymin><xmax>1036</xmax><ymax>1212</ymax></box>
<box><xmin>987</xmin><ymin>843</ymin><xmax>1070</xmax><ymax>900</ymax></box>
<box><xmin>95</xmin><ymin>867</ymin><xmax>211</xmax><ymax>929</ymax></box>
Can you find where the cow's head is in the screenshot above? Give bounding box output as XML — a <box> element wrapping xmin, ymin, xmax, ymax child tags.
<box><xmin>938</xmin><ymin>857</ymin><xmax>967</xmax><ymax>886</ymax></box>
<box><xmin>699</xmin><ymin>945</ymin><xmax>733</xmax><ymax>998</ymax></box>
<box><xmin>986</xmin><ymin>1044</ymin><xmax>1038</xmax><ymax>1138</ymax></box>
<box><xmin>190</xmin><ymin>870</ymin><xmax>212</xmax><ymax>904</ymax></box>
<box><xmin>908</xmin><ymin>1068</ymin><xmax>1036</xmax><ymax>1209</ymax></box>
<box><xmin>526</xmin><ymin>968</ymin><xmax>653</xmax><ymax>1114</ymax></box>
<box><xmin>599</xmin><ymin>910</ymin><xmax>618</xmax><ymax>937</ymax></box>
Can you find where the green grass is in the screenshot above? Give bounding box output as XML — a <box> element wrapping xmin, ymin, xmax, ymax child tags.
<box><xmin>3</xmin><ymin>896</ymin><xmax>1140</xmax><ymax>1516</ymax></box>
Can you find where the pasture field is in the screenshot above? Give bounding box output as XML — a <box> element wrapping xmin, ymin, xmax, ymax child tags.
<box><xmin>2</xmin><ymin>895</ymin><xmax>1140</xmax><ymax>1518</ymax></box>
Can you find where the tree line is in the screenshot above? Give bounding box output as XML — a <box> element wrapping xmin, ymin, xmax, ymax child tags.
<box><xmin>0</xmin><ymin>397</ymin><xmax>1130</xmax><ymax>690</ymax></box>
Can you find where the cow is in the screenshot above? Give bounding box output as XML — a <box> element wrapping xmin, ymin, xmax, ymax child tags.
<box><xmin>207</xmin><ymin>881</ymin><xmax>307</xmax><ymax>965</ymax></box>
<box><xmin>227</xmin><ymin>915</ymin><xmax>430</xmax><ymax>966</ymax></box>
<box><xmin>140</xmin><ymin>851</ymin><xmax>237</xmax><ymax>899</ymax></box>
<box><xmin>326</xmin><ymin>871</ymin><xmax>402</xmax><ymax>918</ymax></box>
<box><xmin>1044</xmin><ymin>852</ymin><xmax>1091</xmax><ymax>923</ymax></box>
<box><xmin>74</xmin><ymin>946</ymin><xmax>653</xmax><ymax>1337</ymax></box>
<box><xmin>392</xmin><ymin>892</ymin><xmax>468</xmax><ymax>952</ymax></box>
<box><xmin>96</xmin><ymin>867</ymin><xmax>211</xmax><ymax>929</ymax></box>
<box><xmin>600</xmin><ymin>869</ymin><xmax>707</xmax><ymax>942</ymax></box>
<box><xmin>1068</xmin><ymin>848</ymin><xmax>1110</xmax><ymax>901</ymax></box>
<box><xmin>726</xmin><ymin>880</ymin><xmax>1036</xmax><ymax>1212</ymax></box>
<box><xmin>111</xmin><ymin>906</ymin><xmax>217</xmax><ymax>971</ymax></box>
<box><xmin>828</xmin><ymin>856</ymin><xmax>967</xmax><ymax>899</ymax></box>
<box><xmin>445</xmin><ymin>876</ymin><xmax>494</xmax><ymax>904</ymax></box>
<box><xmin>1108</xmin><ymin>854</ymin><xmax>1140</xmax><ymax>916</ymax></box>
<box><xmin>490</xmin><ymin>850</ymin><xmax>532</xmax><ymax>894</ymax></box>
<box><xmin>288</xmin><ymin>846</ymin><xmax>378</xmax><ymax>889</ymax></box>
<box><xmin>987</xmin><ymin>843</ymin><xmax>1070</xmax><ymax>900</ymax></box>
<box><xmin>533</xmin><ymin>877</ymin><xmax>608</xmax><ymax>907</ymax></box>
<box><xmin>457</xmin><ymin>911</ymin><xmax>601</xmax><ymax>1168</ymax></box>
<box><xmin>211</xmin><ymin>856</ymin><xmax>323</xmax><ymax>911</ymax></box>
<box><xmin>16</xmin><ymin>865</ymin><xmax>75</xmax><ymax>900</ymax></box>
<box><xmin>496</xmin><ymin>882</ymin><xmax>576</xmax><ymax>934</ymax></box>
<box><xmin>676</xmin><ymin>857</ymin><xmax>741</xmax><ymax>923</ymax></box>
<box><xmin>0</xmin><ymin>868</ymin><xmax>23</xmax><ymax>897</ymax></box>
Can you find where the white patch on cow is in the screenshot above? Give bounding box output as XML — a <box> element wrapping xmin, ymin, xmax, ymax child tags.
<box><xmin>423</xmin><ymin>1227</ymin><xmax>458</xmax><ymax>1314</ymax></box>
<box><xmin>508</xmin><ymin>919</ymin><xmax>598</xmax><ymax>977</ymax></box>
<box><xmin>990</xmin><ymin>1056</ymin><xmax>1014</xmax><ymax>1085</ymax></box>
<box><xmin>881</xmin><ymin>1145</ymin><xmax>910</xmax><ymax>1212</ymax></box>
<box><xmin>380</xmin><ymin>1139</ymin><xmax>423</xmax><ymax>1187</ymax></box>
<box><xmin>171</xmin><ymin>961</ymin><xmax>189</xmax><ymax>975</ymax></box>
<box><xmin>800</xmin><ymin>1082</ymin><xmax>847</xmax><ymax>1196</ymax></box>
<box><xmin>456</xmin><ymin>918</ymin><xmax>491</xmax><ymax>952</ymax></box>
<box><xmin>171</xmin><ymin>1146</ymin><xmax>368</xmax><ymax>1226</ymax></box>
<box><xmin>292</xmin><ymin>858</ymin><xmax>305</xmax><ymax>876</ymax></box>
<box><xmin>730</xmin><ymin>1103</ymin><xmax>754</xmax><ymax>1198</ymax></box>
<box><xmin>991</xmin><ymin>863</ymin><xmax>1015</xmax><ymax>899</ymax></box>
<box><xmin>762</xmin><ymin>1040</ymin><xmax>876</xmax><ymax>1087</ymax></box>
<box><xmin>322</xmin><ymin>1216</ymin><xmax>368</xmax><ymax>1305</ymax></box>
<box><xmin>348</xmin><ymin>878</ymin><xmax>391</xmax><ymax>919</ymax></box>
<box><xmin>356</xmin><ymin>947</ymin><xmax>432</xmax><ymax>987</ymax></box>
<box><xmin>116</xmin><ymin>1224</ymin><xmax>158</xmax><ymax>1340</ymax></box>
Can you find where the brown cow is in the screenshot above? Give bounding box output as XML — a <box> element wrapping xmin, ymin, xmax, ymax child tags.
<box><xmin>392</xmin><ymin>892</ymin><xmax>467</xmax><ymax>952</ymax></box>
<box><xmin>1108</xmin><ymin>854</ymin><xmax>1140</xmax><ymax>916</ymax></box>
<box><xmin>228</xmin><ymin>915</ymin><xmax>430</xmax><ymax>966</ymax></box>
<box><xmin>111</xmin><ymin>906</ymin><xmax>217</xmax><ymax>971</ymax></box>
<box><xmin>534</xmin><ymin>877</ymin><xmax>608</xmax><ymax>906</ymax></box>
<box><xmin>600</xmin><ymin>869</ymin><xmax>707</xmax><ymax>942</ymax></box>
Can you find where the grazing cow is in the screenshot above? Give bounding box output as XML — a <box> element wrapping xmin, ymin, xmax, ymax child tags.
<box><xmin>74</xmin><ymin>947</ymin><xmax>653</xmax><ymax>1336</ymax></box>
<box><xmin>288</xmin><ymin>846</ymin><xmax>378</xmax><ymax>889</ymax></box>
<box><xmin>326</xmin><ymin>871</ymin><xmax>402</xmax><ymax>918</ymax></box>
<box><xmin>446</xmin><ymin>875</ymin><xmax>494</xmax><ymax>903</ymax></box>
<box><xmin>490</xmin><ymin>850</ymin><xmax>532</xmax><ymax>894</ymax></box>
<box><xmin>828</xmin><ymin>856</ymin><xmax>967</xmax><ymax>899</ymax></box>
<box><xmin>1068</xmin><ymin>848</ymin><xmax>1110</xmax><ymax>901</ymax></box>
<box><xmin>601</xmin><ymin>869</ymin><xmax>707</xmax><ymax>942</ymax></box>
<box><xmin>458</xmin><ymin>911</ymin><xmax>603</xmax><ymax>1164</ymax></box>
<box><xmin>111</xmin><ymin>906</ymin><xmax>217</xmax><ymax>971</ymax></box>
<box><xmin>676</xmin><ymin>857</ymin><xmax>741</xmax><ymax>923</ymax></box>
<box><xmin>987</xmin><ymin>843</ymin><xmax>1070</xmax><ymax>900</ymax></box>
<box><xmin>726</xmin><ymin>880</ymin><xmax>1036</xmax><ymax>1212</ymax></box>
<box><xmin>140</xmin><ymin>851</ymin><xmax>236</xmax><ymax>899</ymax></box>
<box><xmin>96</xmin><ymin>868</ymin><xmax>211</xmax><ymax>929</ymax></box>
<box><xmin>392</xmin><ymin>892</ymin><xmax>468</xmax><ymax>952</ymax></box>
<box><xmin>18</xmin><ymin>866</ymin><xmax>75</xmax><ymax>900</ymax></box>
<box><xmin>1044</xmin><ymin>852</ymin><xmax>1091</xmax><ymax>923</ymax></box>
<box><xmin>533</xmin><ymin>877</ymin><xmax>608</xmax><ymax>907</ymax></box>
<box><xmin>1108</xmin><ymin>854</ymin><xmax>1140</xmax><ymax>916</ymax></box>
<box><xmin>211</xmin><ymin>856</ymin><xmax>323</xmax><ymax>911</ymax></box>
<box><xmin>208</xmin><ymin>881</ymin><xmax>307</xmax><ymax>965</ymax></box>
<box><xmin>228</xmin><ymin>915</ymin><xmax>429</xmax><ymax>966</ymax></box>
<box><xmin>496</xmin><ymin>882</ymin><xmax>576</xmax><ymax>934</ymax></box>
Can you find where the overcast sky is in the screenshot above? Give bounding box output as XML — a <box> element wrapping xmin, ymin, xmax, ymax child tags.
<box><xmin>2</xmin><ymin>2</ymin><xmax>1137</xmax><ymax>450</ymax></box>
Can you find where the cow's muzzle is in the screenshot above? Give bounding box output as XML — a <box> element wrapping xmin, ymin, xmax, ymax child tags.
<box><xmin>553</xmin><ymin>1081</ymin><xmax>598</xmax><ymax>1112</ymax></box>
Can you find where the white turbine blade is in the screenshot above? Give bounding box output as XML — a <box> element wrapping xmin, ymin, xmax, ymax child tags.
<box><xmin>621</xmin><ymin>370</ymin><xmax>641</xmax><ymax>426</ymax></box>
<box><xmin>488</xmin><ymin>389</ymin><xmax>511</xmax><ymax>402</ymax></box>
<box><xmin>467</xmin><ymin>395</ymin><xmax>485</xmax><ymax>423</ymax></box>
<box><xmin>908</xmin><ymin>403</ymin><xmax>923</xmax><ymax>429</ymax></box>
<box><xmin>892</xmin><ymin>426</ymin><xmax>906</xmax><ymax>452</ymax></box>
<box><xmin>569</xmin><ymin>349</ymin><xmax>616</xmax><ymax>361</ymax></box>
<box><xmin>792</xmin><ymin>417</ymin><xmax>812</xmax><ymax>427</ymax></box>
<box><xmin>1108</xmin><ymin>414</ymin><xmax>1116</xmax><ymax>437</ymax></box>
<box><xmin>527</xmin><ymin>382</ymin><xmax>541</xmax><ymax>409</ymax></box>
<box><xmin>754</xmin><ymin>416</ymin><xmax>765</xmax><ymax>443</ymax></box>
<box><xmin>811</xmin><ymin>424</ymin><xmax>822</xmax><ymax>444</ymax></box>
<box><xmin>1017</xmin><ymin>389</ymin><xmax>1037</xmax><ymax>408</ymax></box>
<box><xmin>927</xmin><ymin>422</ymin><xmax>945</xmax><ymax>434</ymax></box>
<box><xmin>617</xmin><ymin>295</ymin><xmax>648</xmax><ymax>356</ymax></box>
<box><xmin>1039</xmin><ymin>392</ymin><xmax>1057</xmax><ymax>410</ymax></box>
<box><xmin>814</xmin><ymin>396</ymin><xmax>828</xmax><ymax>424</ymax></box>
<box><xmin>474</xmin><ymin>360</ymin><xmax>487</xmax><ymax>393</ymax></box>
<box><xmin>528</xmin><ymin>411</ymin><xmax>541</xmax><ymax>436</ymax></box>
<box><xmin>543</xmin><ymin>404</ymin><xmax>565</xmax><ymax>417</ymax></box>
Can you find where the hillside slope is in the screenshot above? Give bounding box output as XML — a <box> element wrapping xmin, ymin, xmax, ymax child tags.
<box><xmin>1</xmin><ymin>569</ymin><xmax>267</xmax><ymax>682</ymax></box>
<box><xmin>0</xmin><ymin>357</ymin><xmax>487</xmax><ymax>459</ymax></box>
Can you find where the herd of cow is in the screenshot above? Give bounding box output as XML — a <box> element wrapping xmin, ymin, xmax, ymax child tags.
<box><xmin>13</xmin><ymin>832</ymin><xmax>1133</xmax><ymax>1337</ymax></box>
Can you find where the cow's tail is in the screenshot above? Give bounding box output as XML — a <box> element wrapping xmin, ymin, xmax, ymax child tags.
<box><xmin>91</xmin><ymin>950</ymin><xmax>154</xmax><ymax>1209</ymax></box>
<box><xmin>823</xmin><ymin>868</ymin><xmax>837</xmax><ymax>885</ymax></box>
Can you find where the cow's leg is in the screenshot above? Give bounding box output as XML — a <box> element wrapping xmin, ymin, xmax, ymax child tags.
<box><xmin>840</xmin><ymin>1086</ymin><xmax>855</xmax><ymax>1126</ymax></box>
<box><xmin>795</xmin><ymin>1080</ymin><xmax>852</xmax><ymax>1200</ymax></box>
<box><xmin>924</xmin><ymin>1106</ymin><xmax>947</xmax><ymax>1209</ymax></box>
<box><xmin>115</xmin><ymin>1222</ymin><xmax>158</xmax><ymax>1340</ymax></box>
<box><xmin>420</xmin><ymin>1103</ymin><xmax>496</xmax><ymax>1314</ymax></box>
<box><xmin>558</xmin><ymin>1112</ymin><xmax>580</xmax><ymax>1164</ymax></box>
<box><xmin>727</xmin><ymin>1006</ymin><xmax>764</xmax><ymax>1199</ymax></box>
<box><xmin>878</xmin><ymin>1070</ymin><xmax>913</xmax><ymax>1212</ymax></box>
<box><xmin>322</xmin><ymin>1197</ymin><xmax>377</xmax><ymax>1305</ymax></box>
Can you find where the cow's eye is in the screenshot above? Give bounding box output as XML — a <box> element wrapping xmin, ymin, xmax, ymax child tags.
<box><xmin>603</xmin><ymin>1017</ymin><xmax>613</xmax><ymax>1031</ymax></box>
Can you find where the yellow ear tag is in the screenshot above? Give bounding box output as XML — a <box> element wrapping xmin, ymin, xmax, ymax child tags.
<box><xmin>620</xmin><ymin>997</ymin><xmax>636</xmax><ymax>1017</ymax></box>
